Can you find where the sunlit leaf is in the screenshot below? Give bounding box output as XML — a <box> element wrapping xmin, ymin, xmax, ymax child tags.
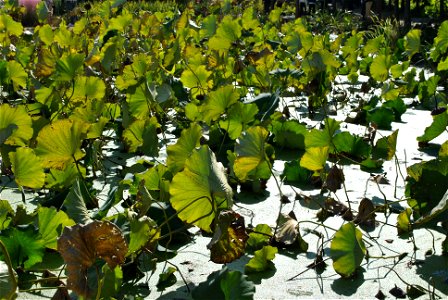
<box><xmin>157</xmin><ymin>266</ymin><xmax>177</xmax><ymax>291</ymax></box>
<box><xmin>333</xmin><ymin>132</ymin><xmax>371</xmax><ymax>159</ymax></box>
<box><xmin>45</xmin><ymin>162</ymin><xmax>85</xmax><ymax>190</ymax></box>
<box><xmin>372</xmin><ymin>130</ymin><xmax>398</xmax><ymax>160</ymax></box>
<box><xmin>370</xmin><ymin>54</ymin><xmax>391</xmax><ymax>82</ymax></box>
<box><xmin>127</xmin><ymin>216</ymin><xmax>160</xmax><ymax>256</ymax></box>
<box><xmin>219</xmin><ymin>102</ymin><xmax>258</xmax><ymax>140</ymax></box>
<box><xmin>169</xmin><ymin>145</ymin><xmax>233</xmax><ymax>232</ymax></box>
<box><xmin>207</xmin><ymin>210</ymin><xmax>249</xmax><ymax>264</ymax></box>
<box><xmin>166</xmin><ymin>123</ymin><xmax>202</xmax><ymax>173</ymax></box>
<box><xmin>37</xmin><ymin>207</ymin><xmax>75</xmax><ymax>250</ymax></box>
<box><xmin>0</xmin><ymin>200</ymin><xmax>14</xmax><ymax>230</ymax></box>
<box><xmin>274</xmin><ymin>213</ymin><xmax>308</xmax><ymax>252</ymax></box>
<box><xmin>57</xmin><ymin>221</ymin><xmax>128</xmax><ymax>299</ymax></box>
<box><xmin>246</xmin><ymin>224</ymin><xmax>272</xmax><ymax>251</ymax></box>
<box><xmin>417</xmin><ymin>111</ymin><xmax>448</xmax><ymax>142</ymax></box>
<box><xmin>7</xmin><ymin>61</ymin><xmax>27</xmax><ymax>91</ymax></box>
<box><xmin>72</xmin><ymin>76</ymin><xmax>106</xmax><ymax>102</ymax></box>
<box><xmin>330</xmin><ymin>222</ymin><xmax>366</xmax><ymax>277</ymax></box>
<box><xmin>122</xmin><ymin>117</ymin><xmax>160</xmax><ymax>156</ymax></box>
<box><xmin>9</xmin><ymin>147</ymin><xmax>45</xmax><ymax>189</ymax></box>
<box><xmin>404</xmin><ymin>29</ymin><xmax>421</xmax><ymax>59</ymax></box>
<box><xmin>271</xmin><ymin>120</ymin><xmax>307</xmax><ymax>150</ymax></box>
<box><xmin>245</xmin><ymin>245</ymin><xmax>277</xmax><ymax>273</ymax></box>
<box><xmin>38</xmin><ymin>24</ymin><xmax>54</xmax><ymax>45</ymax></box>
<box><xmin>305</xmin><ymin>118</ymin><xmax>340</xmax><ymax>149</ymax></box>
<box><xmin>0</xmin><ymin>14</ymin><xmax>23</xmax><ymax>37</ymax></box>
<box><xmin>201</xmin><ymin>85</ymin><xmax>239</xmax><ymax>124</ymax></box>
<box><xmin>397</xmin><ymin>208</ymin><xmax>412</xmax><ymax>235</ymax></box>
<box><xmin>35</xmin><ymin>119</ymin><xmax>86</xmax><ymax>169</ymax></box>
<box><xmin>0</xmin><ymin>104</ymin><xmax>33</xmax><ymax>147</ymax></box>
<box><xmin>180</xmin><ymin>65</ymin><xmax>212</xmax><ymax>94</ymax></box>
<box><xmin>300</xmin><ymin>146</ymin><xmax>329</xmax><ymax>172</ymax></box>
<box><xmin>55</xmin><ymin>53</ymin><xmax>84</xmax><ymax>82</ymax></box>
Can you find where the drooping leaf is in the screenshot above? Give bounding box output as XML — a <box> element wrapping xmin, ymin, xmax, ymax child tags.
<box><xmin>372</xmin><ymin>130</ymin><xmax>398</xmax><ymax>160</ymax></box>
<box><xmin>37</xmin><ymin>207</ymin><xmax>75</xmax><ymax>250</ymax></box>
<box><xmin>35</xmin><ymin>119</ymin><xmax>86</xmax><ymax>169</ymax></box>
<box><xmin>354</xmin><ymin>198</ymin><xmax>376</xmax><ymax>228</ymax></box>
<box><xmin>300</xmin><ymin>146</ymin><xmax>329</xmax><ymax>172</ymax></box>
<box><xmin>0</xmin><ymin>104</ymin><xmax>33</xmax><ymax>147</ymax></box>
<box><xmin>57</xmin><ymin>221</ymin><xmax>128</xmax><ymax>299</ymax></box>
<box><xmin>166</xmin><ymin>123</ymin><xmax>202</xmax><ymax>173</ymax></box>
<box><xmin>274</xmin><ymin>213</ymin><xmax>308</xmax><ymax>252</ymax></box>
<box><xmin>245</xmin><ymin>245</ymin><xmax>277</xmax><ymax>273</ymax></box>
<box><xmin>62</xmin><ymin>178</ymin><xmax>92</xmax><ymax>224</ymax></box>
<box><xmin>330</xmin><ymin>222</ymin><xmax>366</xmax><ymax>277</ymax></box>
<box><xmin>0</xmin><ymin>227</ymin><xmax>45</xmax><ymax>269</ymax></box>
<box><xmin>417</xmin><ymin>111</ymin><xmax>448</xmax><ymax>143</ymax></box>
<box><xmin>169</xmin><ymin>145</ymin><xmax>233</xmax><ymax>232</ymax></box>
<box><xmin>207</xmin><ymin>210</ymin><xmax>249</xmax><ymax>264</ymax></box>
<box><xmin>9</xmin><ymin>147</ymin><xmax>45</xmax><ymax>189</ymax></box>
<box><xmin>414</xmin><ymin>189</ymin><xmax>448</xmax><ymax>227</ymax></box>
<box><xmin>234</xmin><ymin>126</ymin><xmax>272</xmax><ymax>182</ymax></box>
<box><xmin>323</xmin><ymin>165</ymin><xmax>345</xmax><ymax>192</ymax></box>
<box><xmin>244</xmin><ymin>92</ymin><xmax>279</xmax><ymax>122</ymax></box>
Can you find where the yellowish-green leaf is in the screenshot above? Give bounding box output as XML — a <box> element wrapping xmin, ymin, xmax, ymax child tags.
<box><xmin>9</xmin><ymin>147</ymin><xmax>45</xmax><ymax>189</ymax></box>
<box><xmin>38</xmin><ymin>207</ymin><xmax>75</xmax><ymax>250</ymax></box>
<box><xmin>0</xmin><ymin>104</ymin><xmax>33</xmax><ymax>147</ymax></box>
<box><xmin>300</xmin><ymin>146</ymin><xmax>329</xmax><ymax>172</ymax></box>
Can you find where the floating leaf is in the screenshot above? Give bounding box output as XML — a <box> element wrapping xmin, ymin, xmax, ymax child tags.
<box><xmin>169</xmin><ymin>146</ymin><xmax>233</xmax><ymax>232</ymax></box>
<box><xmin>330</xmin><ymin>222</ymin><xmax>366</xmax><ymax>277</ymax></box>
<box><xmin>234</xmin><ymin>126</ymin><xmax>272</xmax><ymax>182</ymax></box>
<box><xmin>300</xmin><ymin>146</ymin><xmax>329</xmax><ymax>172</ymax></box>
<box><xmin>245</xmin><ymin>245</ymin><xmax>277</xmax><ymax>273</ymax></box>
<box><xmin>166</xmin><ymin>123</ymin><xmax>202</xmax><ymax>173</ymax></box>
<box><xmin>57</xmin><ymin>221</ymin><xmax>128</xmax><ymax>299</ymax></box>
<box><xmin>9</xmin><ymin>147</ymin><xmax>45</xmax><ymax>189</ymax></box>
<box><xmin>37</xmin><ymin>207</ymin><xmax>75</xmax><ymax>250</ymax></box>
<box><xmin>192</xmin><ymin>267</ymin><xmax>255</xmax><ymax>300</ymax></box>
<box><xmin>207</xmin><ymin>210</ymin><xmax>248</xmax><ymax>264</ymax></box>
<box><xmin>0</xmin><ymin>104</ymin><xmax>33</xmax><ymax>147</ymax></box>
<box><xmin>157</xmin><ymin>266</ymin><xmax>177</xmax><ymax>291</ymax></box>
<box><xmin>35</xmin><ymin>119</ymin><xmax>86</xmax><ymax>169</ymax></box>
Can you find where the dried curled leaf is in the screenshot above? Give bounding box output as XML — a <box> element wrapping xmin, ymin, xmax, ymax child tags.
<box><xmin>274</xmin><ymin>212</ymin><xmax>308</xmax><ymax>252</ymax></box>
<box><xmin>354</xmin><ymin>198</ymin><xmax>376</xmax><ymax>228</ymax></box>
<box><xmin>57</xmin><ymin>221</ymin><xmax>128</xmax><ymax>298</ymax></box>
<box><xmin>323</xmin><ymin>165</ymin><xmax>345</xmax><ymax>192</ymax></box>
<box><xmin>207</xmin><ymin>210</ymin><xmax>248</xmax><ymax>264</ymax></box>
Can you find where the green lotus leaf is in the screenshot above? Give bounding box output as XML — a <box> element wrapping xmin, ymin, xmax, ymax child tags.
<box><xmin>219</xmin><ymin>102</ymin><xmax>258</xmax><ymax>140</ymax></box>
<box><xmin>166</xmin><ymin>123</ymin><xmax>202</xmax><ymax>173</ymax></box>
<box><xmin>370</xmin><ymin>54</ymin><xmax>391</xmax><ymax>82</ymax></box>
<box><xmin>37</xmin><ymin>207</ymin><xmax>75</xmax><ymax>250</ymax></box>
<box><xmin>127</xmin><ymin>216</ymin><xmax>160</xmax><ymax>256</ymax></box>
<box><xmin>62</xmin><ymin>178</ymin><xmax>92</xmax><ymax>224</ymax></box>
<box><xmin>0</xmin><ymin>14</ymin><xmax>23</xmax><ymax>37</ymax></box>
<box><xmin>300</xmin><ymin>146</ymin><xmax>329</xmax><ymax>172</ymax></box>
<box><xmin>333</xmin><ymin>132</ymin><xmax>371</xmax><ymax>159</ymax></box>
<box><xmin>136</xmin><ymin>164</ymin><xmax>172</xmax><ymax>202</ymax></box>
<box><xmin>0</xmin><ymin>200</ymin><xmax>13</xmax><ymax>230</ymax></box>
<box><xmin>432</xmin><ymin>20</ymin><xmax>448</xmax><ymax>57</ymax></box>
<box><xmin>383</xmin><ymin>98</ymin><xmax>406</xmax><ymax>121</ymax></box>
<box><xmin>7</xmin><ymin>61</ymin><xmax>27</xmax><ymax>91</ymax></box>
<box><xmin>439</xmin><ymin>140</ymin><xmax>448</xmax><ymax>158</ymax></box>
<box><xmin>241</xmin><ymin>7</ymin><xmax>259</xmax><ymax>30</ymax></box>
<box><xmin>234</xmin><ymin>126</ymin><xmax>272</xmax><ymax>182</ymax></box>
<box><xmin>55</xmin><ymin>53</ymin><xmax>84</xmax><ymax>82</ymax></box>
<box><xmin>390</xmin><ymin>61</ymin><xmax>410</xmax><ymax>79</ymax></box>
<box><xmin>9</xmin><ymin>147</ymin><xmax>45</xmax><ymax>189</ymax></box>
<box><xmin>45</xmin><ymin>162</ymin><xmax>86</xmax><ymax>190</ymax></box>
<box><xmin>0</xmin><ymin>227</ymin><xmax>45</xmax><ymax>269</ymax></box>
<box><xmin>38</xmin><ymin>24</ymin><xmax>54</xmax><ymax>45</ymax></box>
<box><xmin>200</xmin><ymin>14</ymin><xmax>217</xmax><ymax>38</ymax></box>
<box><xmin>372</xmin><ymin>130</ymin><xmax>398</xmax><ymax>160</ymax></box>
<box><xmin>0</xmin><ymin>104</ymin><xmax>33</xmax><ymax>147</ymax></box>
<box><xmin>305</xmin><ymin>118</ymin><xmax>340</xmax><ymax>149</ymax></box>
<box><xmin>35</xmin><ymin>119</ymin><xmax>86</xmax><ymax>169</ymax></box>
<box><xmin>207</xmin><ymin>210</ymin><xmax>248</xmax><ymax>264</ymax></box>
<box><xmin>417</xmin><ymin>110</ymin><xmax>448</xmax><ymax>142</ymax></box>
<box><xmin>281</xmin><ymin>159</ymin><xmax>312</xmax><ymax>184</ymax></box>
<box><xmin>397</xmin><ymin>208</ymin><xmax>412</xmax><ymax>235</ymax></box>
<box><xmin>405</xmin><ymin>29</ymin><xmax>421</xmax><ymax>58</ymax></box>
<box><xmin>245</xmin><ymin>245</ymin><xmax>277</xmax><ymax>273</ymax></box>
<box><xmin>201</xmin><ymin>85</ymin><xmax>239</xmax><ymax>124</ymax></box>
<box><xmin>157</xmin><ymin>266</ymin><xmax>177</xmax><ymax>291</ymax></box>
<box><xmin>330</xmin><ymin>222</ymin><xmax>366</xmax><ymax>277</ymax></box>
<box><xmin>126</xmin><ymin>82</ymin><xmax>154</xmax><ymax>119</ymax></box>
<box><xmin>366</xmin><ymin>107</ymin><xmax>395</xmax><ymax>130</ymax></box>
<box><xmin>192</xmin><ymin>267</ymin><xmax>255</xmax><ymax>300</ymax></box>
<box><xmin>115</xmin><ymin>53</ymin><xmax>151</xmax><ymax>91</ymax></box>
<box><xmin>72</xmin><ymin>76</ymin><xmax>106</xmax><ymax>102</ymax></box>
<box><xmin>169</xmin><ymin>145</ymin><xmax>233</xmax><ymax>232</ymax></box>
<box><xmin>208</xmin><ymin>15</ymin><xmax>241</xmax><ymax>51</ymax></box>
<box><xmin>122</xmin><ymin>117</ymin><xmax>159</xmax><ymax>156</ymax></box>
<box><xmin>100</xmin><ymin>265</ymin><xmax>123</xmax><ymax>299</ymax></box>
<box><xmin>271</xmin><ymin>120</ymin><xmax>307</xmax><ymax>150</ymax></box>
<box><xmin>362</xmin><ymin>35</ymin><xmax>384</xmax><ymax>56</ymax></box>
<box><xmin>246</xmin><ymin>224</ymin><xmax>272</xmax><ymax>251</ymax></box>
<box><xmin>180</xmin><ymin>65</ymin><xmax>212</xmax><ymax>94</ymax></box>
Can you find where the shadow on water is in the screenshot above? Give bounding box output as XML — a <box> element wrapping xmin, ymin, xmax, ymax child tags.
<box><xmin>330</xmin><ymin>268</ymin><xmax>366</xmax><ymax>296</ymax></box>
<box><xmin>415</xmin><ymin>254</ymin><xmax>448</xmax><ymax>296</ymax></box>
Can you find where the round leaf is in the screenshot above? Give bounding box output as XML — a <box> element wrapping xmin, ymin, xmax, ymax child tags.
<box><xmin>9</xmin><ymin>147</ymin><xmax>45</xmax><ymax>189</ymax></box>
<box><xmin>0</xmin><ymin>104</ymin><xmax>33</xmax><ymax>147</ymax></box>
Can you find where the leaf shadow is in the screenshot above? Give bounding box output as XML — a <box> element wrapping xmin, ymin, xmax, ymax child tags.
<box><xmin>330</xmin><ymin>268</ymin><xmax>366</xmax><ymax>296</ymax></box>
<box><xmin>414</xmin><ymin>254</ymin><xmax>448</xmax><ymax>296</ymax></box>
<box><xmin>235</xmin><ymin>189</ymin><xmax>270</xmax><ymax>205</ymax></box>
<box><xmin>225</xmin><ymin>255</ymin><xmax>277</xmax><ymax>284</ymax></box>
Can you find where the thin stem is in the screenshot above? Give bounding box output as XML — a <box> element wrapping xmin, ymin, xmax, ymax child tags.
<box><xmin>0</xmin><ymin>239</ymin><xmax>17</xmax><ymax>297</ymax></box>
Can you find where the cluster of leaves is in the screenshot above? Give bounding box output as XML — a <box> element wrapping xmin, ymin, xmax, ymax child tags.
<box><xmin>0</xmin><ymin>0</ymin><xmax>447</xmax><ymax>298</ymax></box>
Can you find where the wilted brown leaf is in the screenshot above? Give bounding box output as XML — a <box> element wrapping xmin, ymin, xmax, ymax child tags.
<box><xmin>354</xmin><ymin>198</ymin><xmax>376</xmax><ymax>228</ymax></box>
<box><xmin>274</xmin><ymin>212</ymin><xmax>308</xmax><ymax>252</ymax></box>
<box><xmin>57</xmin><ymin>220</ymin><xmax>128</xmax><ymax>298</ymax></box>
<box><xmin>323</xmin><ymin>165</ymin><xmax>345</xmax><ymax>192</ymax></box>
<box><xmin>207</xmin><ymin>210</ymin><xmax>248</xmax><ymax>264</ymax></box>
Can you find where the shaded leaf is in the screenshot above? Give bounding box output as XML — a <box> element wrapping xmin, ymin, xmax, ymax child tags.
<box><xmin>389</xmin><ymin>285</ymin><xmax>406</xmax><ymax>299</ymax></box>
<box><xmin>0</xmin><ymin>260</ymin><xmax>18</xmax><ymax>300</ymax></box>
<box><xmin>0</xmin><ymin>200</ymin><xmax>13</xmax><ymax>230</ymax></box>
<box><xmin>220</xmin><ymin>270</ymin><xmax>255</xmax><ymax>300</ymax></box>
<box><xmin>100</xmin><ymin>265</ymin><xmax>123</xmax><ymax>298</ymax></box>
<box><xmin>166</xmin><ymin>123</ymin><xmax>202</xmax><ymax>173</ymax></box>
<box><xmin>170</xmin><ymin>146</ymin><xmax>233</xmax><ymax>232</ymax></box>
<box><xmin>417</xmin><ymin>111</ymin><xmax>448</xmax><ymax>143</ymax></box>
<box><xmin>201</xmin><ymin>85</ymin><xmax>239</xmax><ymax>124</ymax></box>
<box><xmin>62</xmin><ymin>178</ymin><xmax>92</xmax><ymax>224</ymax></box>
<box><xmin>207</xmin><ymin>210</ymin><xmax>249</xmax><ymax>264</ymax></box>
<box><xmin>0</xmin><ymin>104</ymin><xmax>33</xmax><ymax>147</ymax></box>
<box><xmin>156</xmin><ymin>266</ymin><xmax>177</xmax><ymax>291</ymax></box>
<box><xmin>372</xmin><ymin>130</ymin><xmax>398</xmax><ymax>160</ymax></box>
<box><xmin>354</xmin><ymin>198</ymin><xmax>376</xmax><ymax>228</ymax></box>
<box><xmin>330</xmin><ymin>222</ymin><xmax>366</xmax><ymax>277</ymax></box>
<box><xmin>219</xmin><ymin>102</ymin><xmax>258</xmax><ymax>140</ymax></box>
<box><xmin>274</xmin><ymin>212</ymin><xmax>308</xmax><ymax>252</ymax></box>
<box><xmin>57</xmin><ymin>221</ymin><xmax>128</xmax><ymax>299</ymax></box>
<box><xmin>127</xmin><ymin>216</ymin><xmax>160</xmax><ymax>256</ymax></box>
<box><xmin>323</xmin><ymin>165</ymin><xmax>344</xmax><ymax>192</ymax></box>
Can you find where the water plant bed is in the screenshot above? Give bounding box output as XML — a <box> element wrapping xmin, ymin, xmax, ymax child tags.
<box><xmin>0</xmin><ymin>0</ymin><xmax>448</xmax><ymax>299</ymax></box>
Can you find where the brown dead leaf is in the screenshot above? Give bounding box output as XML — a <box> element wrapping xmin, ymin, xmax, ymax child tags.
<box><xmin>323</xmin><ymin>165</ymin><xmax>345</xmax><ymax>192</ymax></box>
<box><xmin>57</xmin><ymin>220</ymin><xmax>128</xmax><ymax>298</ymax></box>
<box><xmin>207</xmin><ymin>210</ymin><xmax>249</xmax><ymax>264</ymax></box>
<box><xmin>354</xmin><ymin>198</ymin><xmax>376</xmax><ymax>227</ymax></box>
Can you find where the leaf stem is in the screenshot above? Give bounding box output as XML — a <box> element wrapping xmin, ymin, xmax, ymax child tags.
<box><xmin>0</xmin><ymin>239</ymin><xmax>17</xmax><ymax>298</ymax></box>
